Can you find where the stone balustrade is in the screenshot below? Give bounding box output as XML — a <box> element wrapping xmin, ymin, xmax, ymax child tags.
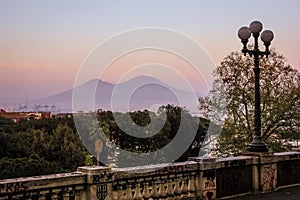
<box><xmin>1</xmin><ymin>151</ymin><xmax>300</xmax><ymax>200</ymax></box>
<box><xmin>0</xmin><ymin>173</ymin><xmax>86</xmax><ymax>200</ymax></box>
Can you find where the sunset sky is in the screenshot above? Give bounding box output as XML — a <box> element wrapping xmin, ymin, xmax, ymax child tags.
<box><xmin>0</xmin><ymin>0</ymin><xmax>299</xmax><ymax>103</ymax></box>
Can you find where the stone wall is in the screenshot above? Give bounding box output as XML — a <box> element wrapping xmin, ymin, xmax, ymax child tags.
<box><xmin>1</xmin><ymin>151</ymin><xmax>300</xmax><ymax>200</ymax></box>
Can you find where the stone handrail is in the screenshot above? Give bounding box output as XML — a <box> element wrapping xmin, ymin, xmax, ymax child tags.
<box><xmin>1</xmin><ymin>151</ymin><xmax>300</xmax><ymax>200</ymax></box>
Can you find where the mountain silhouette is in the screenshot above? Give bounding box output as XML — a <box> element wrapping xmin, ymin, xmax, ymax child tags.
<box><xmin>35</xmin><ymin>76</ymin><xmax>201</xmax><ymax>113</ymax></box>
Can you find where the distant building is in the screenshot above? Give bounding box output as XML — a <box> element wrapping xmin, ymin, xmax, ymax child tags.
<box><xmin>52</xmin><ymin>113</ymin><xmax>73</xmax><ymax>119</ymax></box>
<box><xmin>0</xmin><ymin>109</ymin><xmax>51</xmax><ymax>122</ymax></box>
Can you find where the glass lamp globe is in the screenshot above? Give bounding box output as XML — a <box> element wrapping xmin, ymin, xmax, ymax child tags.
<box><xmin>261</xmin><ymin>30</ymin><xmax>274</xmax><ymax>43</ymax></box>
<box><xmin>238</xmin><ymin>26</ymin><xmax>251</xmax><ymax>40</ymax></box>
<box><xmin>249</xmin><ymin>21</ymin><xmax>263</xmax><ymax>34</ymax></box>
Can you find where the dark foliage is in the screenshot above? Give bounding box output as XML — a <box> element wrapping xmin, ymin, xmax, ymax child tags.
<box><xmin>0</xmin><ymin>105</ymin><xmax>209</xmax><ymax>178</ymax></box>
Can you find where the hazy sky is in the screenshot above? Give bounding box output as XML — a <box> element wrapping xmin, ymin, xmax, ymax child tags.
<box><xmin>0</xmin><ymin>0</ymin><xmax>299</xmax><ymax>103</ymax></box>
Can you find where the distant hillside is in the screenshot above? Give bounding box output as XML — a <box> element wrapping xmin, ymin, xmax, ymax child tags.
<box><xmin>11</xmin><ymin>76</ymin><xmax>203</xmax><ymax>113</ymax></box>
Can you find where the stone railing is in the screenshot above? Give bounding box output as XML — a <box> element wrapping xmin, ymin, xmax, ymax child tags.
<box><xmin>1</xmin><ymin>151</ymin><xmax>300</xmax><ymax>200</ymax></box>
<box><xmin>0</xmin><ymin>173</ymin><xmax>86</xmax><ymax>200</ymax></box>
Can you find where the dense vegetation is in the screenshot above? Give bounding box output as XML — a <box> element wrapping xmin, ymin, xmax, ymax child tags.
<box><xmin>0</xmin><ymin>105</ymin><xmax>209</xmax><ymax>179</ymax></box>
<box><xmin>0</xmin><ymin>117</ymin><xmax>86</xmax><ymax>179</ymax></box>
<box><xmin>79</xmin><ymin>105</ymin><xmax>209</xmax><ymax>167</ymax></box>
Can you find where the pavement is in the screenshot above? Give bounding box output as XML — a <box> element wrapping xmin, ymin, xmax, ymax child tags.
<box><xmin>228</xmin><ymin>186</ymin><xmax>300</xmax><ymax>200</ymax></box>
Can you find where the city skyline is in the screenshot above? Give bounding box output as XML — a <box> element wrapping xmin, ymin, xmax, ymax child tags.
<box><xmin>1</xmin><ymin>0</ymin><xmax>299</xmax><ymax>103</ymax></box>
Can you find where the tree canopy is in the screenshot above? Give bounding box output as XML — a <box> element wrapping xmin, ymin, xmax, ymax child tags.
<box><xmin>76</xmin><ymin>105</ymin><xmax>209</xmax><ymax>167</ymax></box>
<box><xmin>1</xmin><ymin>105</ymin><xmax>209</xmax><ymax>178</ymax></box>
<box><xmin>0</xmin><ymin>118</ymin><xmax>86</xmax><ymax>179</ymax></box>
<box><xmin>199</xmin><ymin>49</ymin><xmax>300</xmax><ymax>156</ymax></box>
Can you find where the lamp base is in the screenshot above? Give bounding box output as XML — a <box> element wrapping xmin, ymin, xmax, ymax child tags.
<box><xmin>248</xmin><ymin>137</ymin><xmax>268</xmax><ymax>152</ymax></box>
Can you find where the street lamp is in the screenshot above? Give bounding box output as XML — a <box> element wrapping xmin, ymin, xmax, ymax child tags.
<box><xmin>237</xmin><ymin>20</ymin><xmax>274</xmax><ymax>152</ymax></box>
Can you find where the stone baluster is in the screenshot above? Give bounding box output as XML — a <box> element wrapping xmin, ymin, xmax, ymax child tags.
<box><xmin>157</xmin><ymin>180</ymin><xmax>163</xmax><ymax>198</ymax></box>
<box><xmin>120</xmin><ymin>186</ymin><xmax>127</xmax><ymax>200</ymax></box>
<box><xmin>174</xmin><ymin>178</ymin><xmax>182</xmax><ymax>198</ymax></box>
<box><xmin>187</xmin><ymin>174</ymin><xmax>196</xmax><ymax>198</ymax></box>
<box><xmin>118</xmin><ymin>185</ymin><xmax>126</xmax><ymax>200</ymax></box>
<box><xmin>160</xmin><ymin>180</ymin><xmax>168</xmax><ymax>198</ymax></box>
<box><xmin>166</xmin><ymin>179</ymin><xmax>175</xmax><ymax>198</ymax></box>
<box><xmin>51</xmin><ymin>193</ymin><xmax>58</xmax><ymax>200</ymax></box>
<box><xmin>142</xmin><ymin>182</ymin><xmax>151</xmax><ymax>200</ymax></box>
<box><xmin>181</xmin><ymin>177</ymin><xmax>188</xmax><ymax>197</ymax></box>
<box><xmin>111</xmin><ymin>185</ymin><xmax>119</xmax><ymax>200</ymax></box>
<box><xmin>151</xmin><ymin>180</ymin><xmax>160</xmax><ymax>199</ymax></box>
<box><xmin>133</xmin><ymin>183</ymin><xmax>143</xmax><ymax>200</ymax></box>
<box><xmin>125</xmin><ymin>184</ymin><xmax>133</xmax><ymax>200</ymax></box>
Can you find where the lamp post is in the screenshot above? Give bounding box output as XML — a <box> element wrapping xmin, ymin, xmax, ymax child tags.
<box><xmin>238</xmin><ymin>20</ymin><xmax>274</xmax><ymax>152</ymax></box>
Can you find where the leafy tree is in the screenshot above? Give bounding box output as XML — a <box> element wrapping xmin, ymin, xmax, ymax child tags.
<box><xmin>199</xmin><ymin>49</ymin><xmax>300</xmax><ymax>156</ymax></box>
<box><xmin>47</xmin><ymin>124</ymin><xmax>86</xmax><ymax>171</ymax></box>
<box><xmin>0</xmin><ymin>120</ymin><xmax>87</xmax><ymax>179</ymax></box>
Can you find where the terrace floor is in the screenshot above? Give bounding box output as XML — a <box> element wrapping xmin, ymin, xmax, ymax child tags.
<box><xmin>228</xmin><ymin>185</ymin><xmax>300</xmax><ymax>200</ymax></box>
